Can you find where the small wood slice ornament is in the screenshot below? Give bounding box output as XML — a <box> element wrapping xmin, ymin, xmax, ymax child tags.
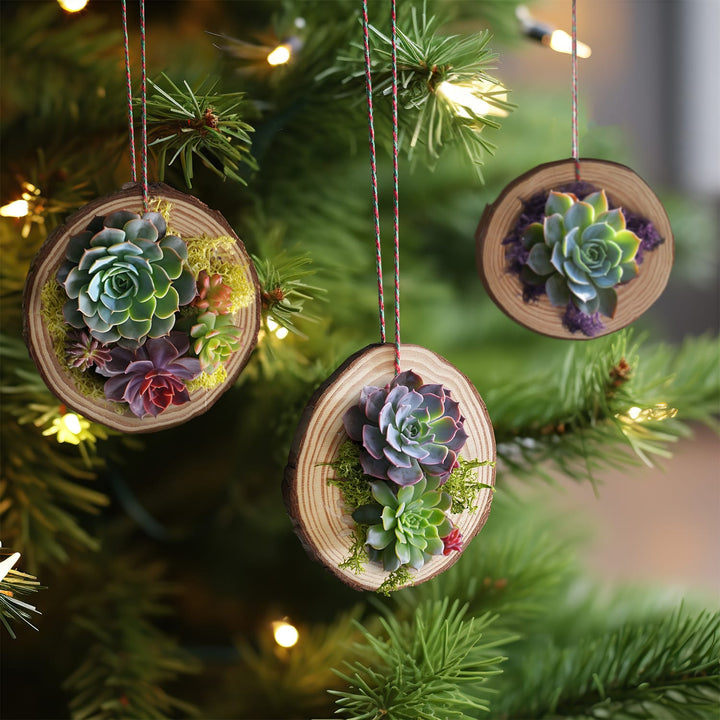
<box><xmin>23</xmin><ymin>182</ymin><xmax>260</xmax><ymax>433</ymax></box>
<box><xmin>476</xmin><ymin>159</ymin><xmax>674</xmax><ymax>339</ymax></box>
<box><xmin>284</xmin><ymin>343</ymin><xmax>496</xmax><ymax>592</ymax></box>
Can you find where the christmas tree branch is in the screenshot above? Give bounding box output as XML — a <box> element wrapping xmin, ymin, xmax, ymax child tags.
<box><xmin>331</xmin><ymin>598</ymin><xmax>508</xmax><ymax>719</ymax></box>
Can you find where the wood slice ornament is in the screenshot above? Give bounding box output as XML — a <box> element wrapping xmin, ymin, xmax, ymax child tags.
<box><xmin>476</xmin><ymin>158</ymin><xmax>674</xmax><ymax>339</ymax></box>
<box><xmin>23</xmin><ymin>182</ymin><xmax>260</xmax><ymax>433</ymax></box>
<box><xmin>284</xmin><ymin>343</ymin><xmax>496</xmax><ymax>592</ymax></box>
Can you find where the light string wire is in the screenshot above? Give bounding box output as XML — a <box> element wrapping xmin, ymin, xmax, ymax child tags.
<box><xmin>571</xmin><ymin>0</ymin><xmax>580</xmax><ymax>180</ymax></box>
<box><xmin>121</xmin><ymin>0</ymin><xmax>149</xmax><ymax>211</ymax></box>
<box><xmin>361</xmin><ymin>0</ymin><xmax>401</xmax><ymax>374</ymax></box>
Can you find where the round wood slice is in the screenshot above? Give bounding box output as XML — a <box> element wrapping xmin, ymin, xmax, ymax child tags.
<box><xmin>284</xmin><ymin>343</ymin><xmax>496</xmax><ymax>592</ymax></box>
<box><xmin>476</xmin><ymin>158</ymin><xmax>674</xmax><ymax>339</ymax></box>
<box><xmin>23</xmin><ymin>182</ymin><xmax>260</xmax><ymax>433</ymax></box>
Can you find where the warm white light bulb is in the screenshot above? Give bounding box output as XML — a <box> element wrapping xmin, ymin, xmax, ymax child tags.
<box><xmin>58</xmin><ymin>0</ymin><xmax>89</xmax><ymax>12</ymax></box>
<box><xmin>267</xmin><ymin>44</ymin><xmax>291</xmax><ymax>66</ymax></box>
<box><xmin>0</xmin><ymin>199</ymin><xmax>30</xmax><ymax>218</ymax></box>
<box><xmin>266</xmin><ymin>317</ymin><xmax>279</xmax><ymax>332</ymax></box>
<box><xmin>0</xmin><ymin>552</ymin><xmax>21</xmax><ymax>583</ymax></box>
<box><xmin>273</xmin><ymin>621</ymin><xmax>299</xmax><ymax>648</ymax></box>
<box><xmin>61</xmin><ymin>413</ymin><xmax>82</xmax><ymax>435</ymax></box>
<box><xmin>627</xmin><ymin>407</ymin><xmax>642</xmax><ymax>420</ymax></box>
<box><xmin>436</xmin><ymin>81</ymin><xmax>508</xmax><ymax>119</ymax></box>
<box><xmin>275</xmin><ymin>327</ymin><xmax>289</xmax><ymax>340</ymax></box>
<box><xmin>546</xmin><ymin>29</ymin><xmax>592</xmax><ymax>58</ymax></box>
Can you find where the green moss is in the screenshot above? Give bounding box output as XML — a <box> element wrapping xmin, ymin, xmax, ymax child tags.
<box><xmin>338</xmin><ymin>525</ymin><xmax>369</xmax><ymax>575</ymax></box>
<box><xmin>326</xmin><ymin>440</ymin><xmax>374</xmax><ymax>510</ymax></box>
<box><xmin>377</xmin><ymin>565</ymin><xmax>414</xmax><ymax>596</ymax></box>
<box><xmin>443</xmin><ymin>457</ymin><xmax>496</xmax><ymax>514</ymax></box>
<box><xmin>184</xmin><ymin>234</ymin><xmax>254</xmax><ymax>312</ymax></box>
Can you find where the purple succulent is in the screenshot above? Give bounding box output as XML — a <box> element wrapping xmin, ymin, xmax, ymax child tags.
<box><xmin>65</xmin><ymin>329</ymin><xmax>113</xmax><ymax>372</ymax></box>
<box><xmin>343</xmin><ymin>370</ymin><xmax>468</xmax><ymax>486</ymax></box>
<box><xmin>97</xmin><ymin>332</ymin><xmax>201</xmax><ymax>418</ymax></box>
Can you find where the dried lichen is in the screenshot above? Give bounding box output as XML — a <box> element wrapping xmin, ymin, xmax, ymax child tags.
<box><xmin>443</xmin><ymin>458</ymin><xmax>495</xmax><ymax>514</ymax></box>
<box><xmin>326</xmin><ymin>440</ymin><xmax>374</xmax><ymax>510</ymax></box>
<box><xmin>148</xmin><ymin>197</ymin><xmax>174</xmax><ymax>227</ymax></box>
<box><xmin>185</xmin><ymin>365</ymin><xmax>227</xmax><ymax>393</ymax></box>
<box><xmin>185</xmin><ymin>234</ymin><xmax>253</xmax><ymax>313</ymax></box>
<box><xmin>377</xmin><ymin>565</ymin><xmax>413</xmax><ymax>596</ymax></box>
<box><xmin>338</xmin><ymin>526</ymin><xmax>369</xmax><ymax>575</ymax></box>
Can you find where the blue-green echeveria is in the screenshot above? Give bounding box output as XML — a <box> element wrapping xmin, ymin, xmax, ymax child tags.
<box><xmin>352</xmin><ymin>477</ymin><xmax>453</xmax><ymax>572</ymax></box>
<box><xmin>343</xmin><ymin>370</ymin><xmax>468</xmax><ymax>487</ymax></box>
<box><xmin>57</xmin><ymin>211</ymin><xmax>196</xmax><ymax>346</ymax></box>
<box><xmin>521</xmin><ymin>190</ymin><xmax>641</xmax><ymax>318</ymax></box>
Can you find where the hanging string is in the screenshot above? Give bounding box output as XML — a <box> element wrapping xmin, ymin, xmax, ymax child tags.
<box><xmin>121</xmin><ymin>0</ymin><xmax>149</xmax><ymax>211</ymax></box>
<box><xmin>571</xmin><ymin>0</ymin><xmax>580</xmax><ymax>180</ymax></box>
<box><xmin>361</xmin><ymin>0</ymin><xmax>386</xmax><ymax>345</ymax></box>
<box><xmin>361</xmin><ymin>0</ymin><xmax>401</xmax><ymax>374</ymax></box>
<box><xmin>390</xmin><ymin>0</ymin><xmax>400</xmax><ymax>374</ymax></box>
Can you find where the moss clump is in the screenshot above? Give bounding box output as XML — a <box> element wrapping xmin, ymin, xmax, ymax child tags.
<box><xmin>443</xmin><ymin>458</ymin><xmax>495</xmax><ymax>514</ymax></box>
<box><xmin>185</xmin><ymin>365</ymin><xmax>228</xmax><ymax>393</ymax></box>
<box><xmin>338</xmin><ymin>526</ymin><xmax>369</xmax><ymax>575</ymax></box>
<box><xmin>185</xmin><ymin>235</ymin><xmax>254</xmax><ymax>313</ymax></box>
<box><xmin>148</xmin><ymin>197</ymin><xmax>174</xmax><ymax>228</ymax></box>
<box><xmin>377</xmin><ymin>565</ymin><xmax>413</xmax><ymax>596</ymax></box>
<box><xmin>326</xmin><ymin>440</ymin><xmax>374</xmax><ymax>510</ymax></box>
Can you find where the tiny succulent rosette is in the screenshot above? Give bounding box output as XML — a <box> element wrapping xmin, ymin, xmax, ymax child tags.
<box><xmin>352</xmin><ymin>477</ymin><xmax>456</xmax><ymax>572</ymax></box>
<box><xmin>192</xmin><ymin>270</ymin><xmax>233</xmax><ymax>315</ymax></box>
<box><xmin>518</xmin><ymin>190</ymin><xmax>641</xmax><ymax>319</ymax></box>
<box><xmin>343</xmin><ymin>370</ymin><xmax>468</xmax><ymax>486</ymax></box>
<box><xmin>97</xmin><ymin>332</ymin><xmax>201</xmax><ymax>418</ymax></box>
<box><xmin>57</xmin><ymin>211</ymin><xmax>196</xmax><ymax>346</ymax></box>
<box><xmin>190</xmin><ymin>311</ymin><xmax>243</xmax><ymax>373</ymax></box>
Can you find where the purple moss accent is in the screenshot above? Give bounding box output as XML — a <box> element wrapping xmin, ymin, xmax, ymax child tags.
<box><xmin>625</xmin><ymin>211</ymin><xmax>664</xmax><ymax>265</ymax></box>
<box><xmin>562</xmin><ymin>302</ymin><xmax>605</xmax><ymax>337</ymax></box>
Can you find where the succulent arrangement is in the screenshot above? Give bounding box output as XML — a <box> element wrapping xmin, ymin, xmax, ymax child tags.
<box><xmin>505</xmin><ymin>185</ymin><xmax>663</xmax><ymax>335</ymax></box>
<box><xmin>51</xmin><ymin>208</ymin><xmax>245</xmax><ymax>418</ymax></box>
<box><xmin>332</xmin><ymin>370</ymin><xmax>490</xmax><ymax>585</ymax></box>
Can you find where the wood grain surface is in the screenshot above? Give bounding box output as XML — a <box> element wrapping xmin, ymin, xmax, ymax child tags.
<box><xmin>23</xmin><ymin>182</ymin><xmax>260</xmax><ymax>433</ymax></box>
<box><xmin>284</xmin><ymin>343</ymin><xmax>496</xmax><ymax>592</ymax></box>
<box><xmin>476</xmin><ymin>159</ymin><xmax>674</xmax><ymax>340</ymax></box>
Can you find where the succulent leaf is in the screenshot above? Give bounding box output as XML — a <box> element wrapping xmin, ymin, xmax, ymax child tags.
<box><xmin>190</xmin><ymin>311</ymin><xmax>243</xmax><ymax>373</ymax></box>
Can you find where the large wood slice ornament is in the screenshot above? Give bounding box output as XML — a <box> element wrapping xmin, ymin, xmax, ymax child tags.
<box><xmin>476</xmin><ymin>159</ymin><xmax>674</xmax><ymax>339</ymax></box>
<box><xmin>284</xmin><ymin>343</ymin><xmax>495</xmax><ymax>592</ymax></box>
<box><xmin>23</xmin><ymin>182</ymin><xmax>260</xmax><ymax>432</ymax></box>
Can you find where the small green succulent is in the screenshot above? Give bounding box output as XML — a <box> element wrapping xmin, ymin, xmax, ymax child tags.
<box><xmin>58</xmin><ymin>211</ymin><xmax>196</xmax><ymax>345</ymax></box>
<box><xmin>521</xmin><ymin>190</ymin><xmax>641</xmax><ymax>317</ymax></box>
<box><xmin>190</xmin><ymin>311</ymin><xmax>242</xmax><ymax>372</ymax></box>
<box><xmin>353</xmin><ymin>477</ymin><xmax>453</xmax><ymax>572</ymax></box>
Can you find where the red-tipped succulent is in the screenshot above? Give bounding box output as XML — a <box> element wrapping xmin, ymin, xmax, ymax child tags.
<box><xmin>192</xmin><ymin>270</ymin><xmax>233</xmax><ymax>315</ymax></box>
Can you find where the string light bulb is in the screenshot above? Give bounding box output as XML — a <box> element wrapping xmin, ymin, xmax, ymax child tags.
<box><xmin>266</xmin><ymin>316</ymin><xmax>289</xmax><ymax>340</ymax></box>
<box><xmin>42</xmin><ymin>412</ymin><xmax>91</xmax><ymax>445</ymax></box>
<box><xmin>272</xmin><ymin>620</ymin><xmax>299</xmax><ymax>648</ymax></box>
<box><xmin>0</xmin><ymin>199</ymin><xmax>30</xmax><ymax>218</ymax></box>
<box><xmin>58</xmin><ymin>0</ymin><xmax>89</xmax><ymax>12</ymax></box>
<box><xmin>516</xmin><ymin>5</ymin><xmax>592</xmax><ymax>58</ymax></box>
<box><xmin>266</xmin><ymin>36</ymin><xmax>303</xmax><ymax>66</ymax></box>
<box><xmin>436</xmin><ymin>79</ymin><xmax>509</xmax><ymax>119</ymax></box>
<box><xmin>617</xmin><ymin>402</ymin><xmax>678</xmax><ymax>425</ymax></box>
<box><xmin>0</xmin><ymin>552</ymin><xmax>21</xmax><ymax>584</ymax></box>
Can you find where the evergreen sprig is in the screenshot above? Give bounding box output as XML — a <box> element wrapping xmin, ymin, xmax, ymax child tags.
<box><xmin>488</xmin><ymin>331</ymin><xmax>720</xmax><ymax>485</ymax></box>
<box><xmin>495</xmin><ymin>607</ymin><xmax>720</xmax><ymax>719</ymax></box>
<box><xmin>331</xmin><ymin>598</ymin><xmax>507</xmax><ymax>719</ymax></box>
<box><xmin>146</xmin><ymin>75</ymin><xmax>257</xmax><ymax>187</ymax></box>
<box><xmin>0</xmin><ymin>554</ymin><xmax>42</xmax><ymax>639</ymax></box>
<box><xmin>253</xmin><ymin>248</ymin><xmax>327</xmax><ymax>336</ymax></box>
<box><xmin>334</xmin><ymin>5</ymin><xmax>512</xmax><ymax>171</ymax></box>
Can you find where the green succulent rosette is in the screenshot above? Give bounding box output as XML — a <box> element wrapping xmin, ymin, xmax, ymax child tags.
<box><xmin>353</xmin><ymin>477</ymin><xmax>453</xmax><ymax>573</ymax></box>
<box><xmin>57</xmin><ymin>211</ymin><xmax>196</xmax><ymax>346</ymax></box>
<box><xmin>190</xmin><ymin>311</ymin><xmax>242</xmax><ymax>373</ymax></box>
<box><xmin>521</xmin><ymin>190</ymin><xmax>641</xmax><ymax>318</ymax></box>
